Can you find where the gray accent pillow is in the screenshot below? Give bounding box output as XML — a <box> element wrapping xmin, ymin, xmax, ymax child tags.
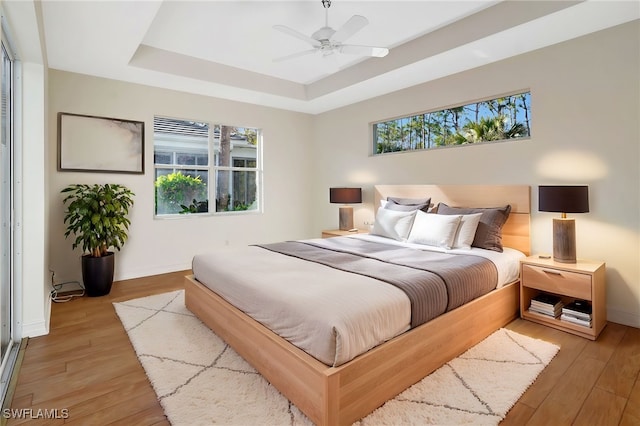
<box><xmin>385</xmin><ymin>196</ymin><xmax>432</xmax><ymax>213</ymax></box>
<box><xmin>436</xmin><ymin>203</ymin><xmax>512</xmax><ymax>252</ymax></box>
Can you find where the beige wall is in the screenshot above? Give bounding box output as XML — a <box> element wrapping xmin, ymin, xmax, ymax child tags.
<box><xmin>48</xmin><ymin>71</ymin><xmax>315</xmax><ymax>283</ymax></box>
<box><xmin>311</xmin><ymin>22</ymin><xmax>640</xmax><ymax>327</ymax></box>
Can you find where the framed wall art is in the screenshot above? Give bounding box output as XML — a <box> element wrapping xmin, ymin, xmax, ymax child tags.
<box><xmin>58</xmin><ymin>112</ymin><xmax>145</xmax><ymax>174</ymax></box>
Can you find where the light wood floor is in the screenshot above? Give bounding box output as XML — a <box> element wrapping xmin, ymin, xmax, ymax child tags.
<box><xmin>5</xmin><ymin>270</ymin><xmax>640</xmax><ymax>425</ymax></box>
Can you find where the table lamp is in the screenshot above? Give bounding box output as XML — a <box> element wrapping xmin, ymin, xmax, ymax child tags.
<box><xmin>538</xmin><ymin>185</ymin><xmax>589</xmax><ymax>263</ymax></box>
<box><xmin>329</xmin><ymin>187</ymin><xmax>362</xmax><ymax>231</ymax></box>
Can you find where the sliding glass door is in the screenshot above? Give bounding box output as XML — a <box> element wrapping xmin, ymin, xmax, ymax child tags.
<box><xmin>0</xmin><ymin>29</ymin><xmax>18</xmax><ymax>405</ymax></box>
<box><xmin>0</xmin><ymin>39</ymin><xmax>11</xmax><ymax>365</ymax></box>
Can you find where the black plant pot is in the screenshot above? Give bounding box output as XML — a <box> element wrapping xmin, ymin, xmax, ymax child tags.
<box><xmin>81</xmin><ymin>252</ymin><xmax>115</xmax><ymax>297</ymax></box>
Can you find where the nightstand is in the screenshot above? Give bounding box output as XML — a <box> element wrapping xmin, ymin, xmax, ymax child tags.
<box><xmin>520</xmin><ymin>256</ymin><xmax>606</xmax><ymax>340</ymax></box>
<box><xmin>321</xmin><ymin>229</ymin><xmax>368</xmax><ymax>238</ymax></box>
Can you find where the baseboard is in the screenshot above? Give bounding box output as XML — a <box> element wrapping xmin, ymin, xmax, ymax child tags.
<box><xmin>607</xmin><ymin>307</ymin><xmax>640</xmax><ymax>329</ymax></box>
<box><xmin>21</xmin><ymin>320</ymin><xmax>48</xmax><ymax>338</ymax></box>
<box><xmin>114</xmin><ymin>262</ymin><xmax>192</xmax><ymax>282</ymax></box>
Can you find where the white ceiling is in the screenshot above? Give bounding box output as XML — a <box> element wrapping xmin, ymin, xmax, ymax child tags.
<box><xmin>33</xmin><ymin>0</ymin><xmax>640</xmax><ymax>114</ymax></box>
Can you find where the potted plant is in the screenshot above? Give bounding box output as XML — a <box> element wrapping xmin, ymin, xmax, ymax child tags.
<box><xmin>61</xmin><ymin>183</ymin><xmax>134</xmax><ymax>296</ymax></box>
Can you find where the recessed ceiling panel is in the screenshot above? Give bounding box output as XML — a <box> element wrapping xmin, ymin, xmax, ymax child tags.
<box><xmin>141</xmin><ymin>1</ymin><xmax>497</xmax><ymax>84</ymax></box>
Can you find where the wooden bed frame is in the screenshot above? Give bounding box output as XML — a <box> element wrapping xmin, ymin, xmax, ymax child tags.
<box><xmin>185</xmin><ymin>184</ymin><xmax>530</xmax><ymax>425</ymax></box>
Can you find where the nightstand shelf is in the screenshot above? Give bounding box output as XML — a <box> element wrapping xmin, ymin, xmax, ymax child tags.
<box><xmin>321</xmin><ymin>229</ymin><xmax>368</xmax><ymax>238</ymax></box>
<box><xmin>520</xmin><ymin>256</ymin><xmax>606</xmax><ymax>340</ymax></box>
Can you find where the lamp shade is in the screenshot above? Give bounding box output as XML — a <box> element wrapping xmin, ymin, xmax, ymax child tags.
<box><xmin>329</xmin><ymin>187</ymin><xmax>362</xmax><ymax>204</ymax></box>
<box><xmin>538</xmin><ymin>185</ymin><xmax>589</xmax><ymax>214</ymax></box>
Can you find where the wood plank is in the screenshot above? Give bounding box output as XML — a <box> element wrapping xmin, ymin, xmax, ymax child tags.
<box><xmin>620</xmin><ymin>375</ymin><xmax>640</xmax><ymax>426</ymax></box>
<box><xmin>580</xmin><ymin>321</ymin><xmax>626</xmax><ymax>362</ymax></box>
<box><xmin>62</xmin><ymin>382</ymin><xmax>163</xmax><ymax>425</ymax></box>
<box><xmin>526</xmin><ymin>356</ymin><xmax>607</xmax><ymax>424</ymax></box>
<box><xmin>596</xmin><ymin>326</ymin><xmax>640</xmax><ymax>398</ymax></box>
<box><xmin>500</xmin><ymin>401</ymin><xmax>536</xmax><ymax>425</ymax></box>
<box><xmin>574</xmin><ymin>387</ymin><xmax>626</xmax><ymax>425</ymax></box>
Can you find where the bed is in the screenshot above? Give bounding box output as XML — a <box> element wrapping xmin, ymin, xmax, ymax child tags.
<box><xmin>185</xmin><ymin>184</ymin><xmax>531</xmax><ymax>425</ymax></box>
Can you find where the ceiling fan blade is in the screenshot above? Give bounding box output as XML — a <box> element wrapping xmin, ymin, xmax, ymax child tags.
<box><xmin>273</xmin><ymin>49</ymin><xmax>318</xmax><ymax>63</ymax></box>
<box><xmin>332</xmin><ymin>15</ymin><xmax>368</xmax><ymax>43</ymax></box>
<box><xmin>273</xmin><ymin>25</ymin><xmax>321</xmax><ymax>47</ymax></box>
<box><xmin>340</xmin><ymin>44</ymin><xmax>389</xmax><ymax>58</ymax></box>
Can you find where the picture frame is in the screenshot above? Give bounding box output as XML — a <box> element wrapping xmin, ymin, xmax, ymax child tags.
<box><xmin>58</xmin><ymin>112</ymin><xmax>145</xmax><ymax>174</ymax></box>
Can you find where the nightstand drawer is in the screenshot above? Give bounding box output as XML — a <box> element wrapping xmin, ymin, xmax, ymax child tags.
<box><xmin>522</xmin><ymin>264</ymin><xmax>592</xmax><ymax>300</ymax></box>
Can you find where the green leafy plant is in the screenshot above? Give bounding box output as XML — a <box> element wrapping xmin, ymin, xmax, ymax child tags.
<box><xmin>62</xmin><ymin>183</ymin><xmax>135</xmax><ymax>257</ymax></box>
<box><xmin>179</xmin><ymin>199</ymin><xmax>209</xmax><ymax>214</ymax></box>
<box><xmin>155</xmin><ymin>172</ymin><xmax>206</xmax><ymax>214</ymax></box>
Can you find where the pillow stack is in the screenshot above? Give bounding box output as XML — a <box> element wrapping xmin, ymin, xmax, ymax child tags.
<box><xmin>435</xmin><ymin>203</ymin><xmax>512</xmax><ymax>252</ymax></box>
<box><xmin>370</xmin><ymin>197</ymin><xmax>511</xmax><ymax>252</ymax></box>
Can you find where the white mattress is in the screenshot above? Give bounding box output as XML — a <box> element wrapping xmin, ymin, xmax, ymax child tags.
<box><xmin>191</xmin><ymin>235</ymin><xmax>524</xmax><ymax>366</ymax></box>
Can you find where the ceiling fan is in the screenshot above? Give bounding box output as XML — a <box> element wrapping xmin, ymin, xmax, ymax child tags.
<box><xmin>273</xmin><ymin>0</ymin><xmax>389</xmax><ymax>63</ymax></box>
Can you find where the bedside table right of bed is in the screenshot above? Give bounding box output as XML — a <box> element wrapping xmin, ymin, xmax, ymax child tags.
<box><xmin>519</xmin><ymin>256</ymin><xmax>606</xmax><ymax>340</ymax></box>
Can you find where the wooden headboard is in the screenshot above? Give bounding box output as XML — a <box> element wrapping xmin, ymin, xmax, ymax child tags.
<box><xmin>374</xmin><ymin>185</ymin><xmax>531</xmax><ymax>255</ymax></box>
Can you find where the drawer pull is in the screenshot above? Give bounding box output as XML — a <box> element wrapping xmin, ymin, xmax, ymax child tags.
<box><xmin>542</xmin><ymin>269</ymin><xmax>563</xmax><ymax>276</ymax></box>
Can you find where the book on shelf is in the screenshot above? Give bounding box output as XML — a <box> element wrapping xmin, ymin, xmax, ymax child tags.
<box><xmin>561</xmin><ymin>309</ymin><xmax>591</xmax><ymax>322</ymax></box>
<box><xmin>562</xmin><ymin>300</ymin><xmax>592</xmax><ymax>321</ymax></box>
<box><xmin>532</xmin><ymin>293</ymin><xmax>562</xmax><ymax>306</ymax></box>
<box><xmin>528</xmin><ymin>305</ymin><xmax>562</xmax><ymax>318</ymax></box>
<box><xmin>561</xmin><ymin>313</ymin><xmax>592</xmax><ymax>327</ymax></box>
<box><xmin>528</xmin><ymin>293</ymin><xmax>563</xmax><ymax>318</ymax></box>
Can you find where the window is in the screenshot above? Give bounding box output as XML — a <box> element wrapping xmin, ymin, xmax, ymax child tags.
<box><xmin>153</xmin><ymin>117</ymin><xmax>261</xmax><ymax>216</ymax></box>
<box><xmin>373</xmin><ymin>91</ymin><xmax>531</xmax><ymax>155</ymax></box>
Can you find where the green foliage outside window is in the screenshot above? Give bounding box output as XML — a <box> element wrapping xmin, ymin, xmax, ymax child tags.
<box><xmin>374</xmin><ymin>92</ymin><xmax>531</xmax><ymax>154</ymax></box>
<box><xmin>155</xmin><ymin>172</ymin><xmax>207</xmax><ymax>215</ymax></box>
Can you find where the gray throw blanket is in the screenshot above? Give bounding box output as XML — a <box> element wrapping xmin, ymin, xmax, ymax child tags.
<box><xmin>256</xmin><ymin>237</ymin><xmax>498</xmax><ymax>328</ymax></box>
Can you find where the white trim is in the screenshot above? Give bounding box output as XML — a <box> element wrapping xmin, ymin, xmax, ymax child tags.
<box><xmin>21</xmin><ymin>320</ymin><xmax>48</xmax><ymax>338</ymax></box>
<box><xmin>114</xmin><ymin>262</ymin><xmax>191</xmax><ymax>282</ymax></box>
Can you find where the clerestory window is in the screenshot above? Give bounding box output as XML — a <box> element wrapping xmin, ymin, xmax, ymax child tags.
<box><xmin>373</xmin><ymin>91</ymin><xmax>531</xmax><ymax>155</ymax></box>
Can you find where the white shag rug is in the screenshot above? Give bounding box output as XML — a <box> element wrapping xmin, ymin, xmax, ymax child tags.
<box><xmin>114</xmin><ymin>290</ymin><xmax>559</xmax><ymax>425</ymax></box>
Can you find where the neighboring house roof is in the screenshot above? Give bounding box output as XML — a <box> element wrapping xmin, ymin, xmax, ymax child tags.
<box><xmin>154</xmin><ymin>117</ymin><xmax>247</xmax><ymax>140</ymax></box>
<box><xmin>154</xmin><ymin>117</ymin><xmax>209</xmax><ymax>138</ymax></box>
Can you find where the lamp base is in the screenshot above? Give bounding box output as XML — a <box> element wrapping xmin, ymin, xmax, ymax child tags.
<box><xmin>553</xmin><ymin>218</ymin><xmax>576</xmax><ymax>263</ymax></box>
<box><xmin>338</xmin><ymin>206</ymin><xmax>354</xmax><ymax>231</ymax></box>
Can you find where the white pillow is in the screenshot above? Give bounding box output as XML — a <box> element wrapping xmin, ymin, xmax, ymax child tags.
<box><xmin>452</xmin><ymin>213</ymin><xmax>483</xmax><ymax>249</ymax></box>
<box><xmin>407</xmin><ymin>211</ymin><xmax>462</xmax><ymax>249</ymax></box>
<box><xmin>371</xmin><ymin>208</ymin><xmax>416</xmax><ymax>241</ymax></box>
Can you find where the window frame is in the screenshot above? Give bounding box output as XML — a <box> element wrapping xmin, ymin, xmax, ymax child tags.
<box><xmin>153</xmin><ymin>116</ymin><xmax>262</xmax><ymax>218</ymax></box>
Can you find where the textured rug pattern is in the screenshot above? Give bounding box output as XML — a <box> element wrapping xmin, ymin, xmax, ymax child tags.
<box><xmin>114</xmin><ymin>290</ymin><xmax>559</xmax><ymax>425</ymax></box>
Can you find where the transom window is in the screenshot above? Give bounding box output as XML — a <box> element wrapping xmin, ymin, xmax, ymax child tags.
<box><xmin>153</xmin><ymin>117</ymin><xmax>261</xmax><ymax>216</ymax></box>
<box><xmin>373</xmin><ymin>91</ymin><xmax>531</xmax><ymax>155</ymax></box>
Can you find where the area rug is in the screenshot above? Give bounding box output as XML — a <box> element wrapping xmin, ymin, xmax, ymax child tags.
<box><xmin>114</xmin><ymin>290</ymin><xmax>559</xmax><ymax>425</ymax></box>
